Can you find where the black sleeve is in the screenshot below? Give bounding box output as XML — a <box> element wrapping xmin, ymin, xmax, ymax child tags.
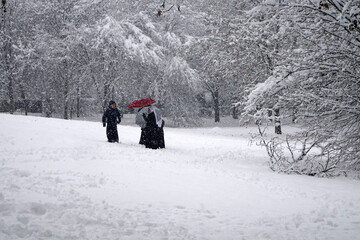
<box><xmin>102</xmin><ymin>110</ymin><xmax>107</xmax><ymax>123</ymax></box>
<box><xmin>147</xmin><ymin>112</ymin><xmax>157</xmax><ymax>127</ymax></box>
<box><xmin>117</xmin><ymin>110</ymin><xmax>121</xmax><ymax>123</ymax></box>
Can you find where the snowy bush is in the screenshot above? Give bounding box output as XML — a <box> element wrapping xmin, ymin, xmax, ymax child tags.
<box><xmin>252</xmin><ymin>122</ymin><xmax>359</xmax><ymax>178</ymax></box>
<box><xmin>243</xmin><ymin>0</ymin><xmax>360</xmax><ymax>177</ymax></box>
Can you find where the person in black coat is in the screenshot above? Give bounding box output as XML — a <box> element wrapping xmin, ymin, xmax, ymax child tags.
<box><xmin>102</xmin><ymin>100</ymin><xmax>121</xmax><ymax>143</ymax></box>
<box><xmin>143</xmin><ymin>106</ymin><xmax>165</xmax><ymax>149</ymax></box>
<box><xmin>158</xmin><ymin>119</ymin><xmax>165</xmax><ymax>149</ymax></box>
<box><xmin>135</xmin><ymin>107</ymin><xmax>147</xmax><ymax>145</ymax></box>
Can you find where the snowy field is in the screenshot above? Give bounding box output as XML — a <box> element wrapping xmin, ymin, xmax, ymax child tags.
<box><xmin>0</xmin><ymin>113</ymin><xmax>359</xmax><ymax>240</ymax></box>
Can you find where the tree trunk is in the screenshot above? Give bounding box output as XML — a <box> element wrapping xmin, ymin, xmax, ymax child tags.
<box><xmin>103</xmin><ymin>81</ymin><xmax>110</xmax><ymax>111</ymax></box>
<box><xmin>3</xmin><ymin>10</ymin><xmax>14</xmax><ymax>114</ymax></box>
<box><xmin>111</xmin><ymin>85</ymin><xmax>115</xmax><ymax>102</ymax></box>
<box><xmin>213</xmin><ymin>89</ymin><xmax>220</xmax><ymax>122</ymax></box>
<box><xmin>70</xmin><ymin>100</ymin><xmax>74</xmax><ymax>119</ymax></box>
<box><xmin>63</xmin><ymin>77</ymin><xmax>69</xmax><ymax>119</ymax></box>
<box><xmin>292</xmin><ymin>107</ymin><xmax>298</xmax><ymax>123</ymax></box>
<box><xmin>231</xmin><ymin>104</ymin><xmax>238</xmax><ymax>119</ymax></box>
<box><xmin>76</xmin><ymin>86</ymin><xmax>80</xmax><ymax>118</ymax></box>
<box><xmin>43</xmin><ymin>97</ymin><xmax>53</xmax><ymax>118</ymax></box>
<box><xmin>7</xmin><ymin>74</ymin><xmax>14</xmax><ymax>114</ymax></box>
<box><xmin>19</xmin><ymin>83</ymin><xmax>28</xmax><ymax>115</ymax></box>
<box><xmin>62</xmin><ymin>59</ymin><xmax>69</xmax><ymax>120</ymax></box>
<box><xmin>274</xmin><ymin>107</ymin><xmax>282</xmax><ymax>134</ymax></box>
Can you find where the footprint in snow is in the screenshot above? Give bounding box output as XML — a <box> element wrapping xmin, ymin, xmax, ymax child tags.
<box><xmin>124</xmin><ymin>229</ymin><xmax>134</xmax><ymax>236</ymax></box>
<box><xmin>174</xmin><ymin>205</ymin><xmax>186</xmax><ymax>209</ymax></box>
<box><xmin>30</xmin><ymin>203</ymin><xmax>47</xmax><ymax>216</ymax></box>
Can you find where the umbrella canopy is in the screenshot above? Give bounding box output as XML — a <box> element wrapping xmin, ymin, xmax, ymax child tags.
<box><xmin>127</xmin><ymin>98</ymin><xmax>156</xmax><ymax>108</ymax></box>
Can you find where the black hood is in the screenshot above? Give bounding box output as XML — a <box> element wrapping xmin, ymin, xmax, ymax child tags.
<box><xmin>109</xmin><ymin>100</ymin><xmax>116</xmax><ymax>107</ymax></box>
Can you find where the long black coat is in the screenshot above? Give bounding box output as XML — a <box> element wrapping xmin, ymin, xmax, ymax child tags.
<box><xmin>143</xmin><ymin>112</ymin><xmax>165</xmax><ymax>149</ymax></box>
<box><xmin>102</xmin><ymin>107</ymin><xmax>121</xmax><ymax>142</ymax></box>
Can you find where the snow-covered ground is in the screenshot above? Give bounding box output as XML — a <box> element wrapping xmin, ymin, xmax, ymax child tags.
<box><xmin>0</xmin><ymin>114</ymin><xmax>359</xmax><ymax>240</ymax></box>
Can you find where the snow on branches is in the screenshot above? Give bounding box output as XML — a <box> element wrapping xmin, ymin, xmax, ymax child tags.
<box><xmin>157</xmin><ymin>0</ymin><xmax>181</xmax><ymax>17</ymax></box>
<box><xmin>96</xmin><ymin>15</ymin><xmax>164</xmax><ymax>64</ymax></box>
<box><xmin>243</xmin><ymin>0</ymin><xmax>360</xmax><ymax>176</ymax></box>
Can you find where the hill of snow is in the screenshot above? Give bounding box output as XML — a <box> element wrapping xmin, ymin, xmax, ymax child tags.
<box><xmin>0</xmin><ymin>114</ymin><xmax>359</xmax><ymax>239</ymax></box>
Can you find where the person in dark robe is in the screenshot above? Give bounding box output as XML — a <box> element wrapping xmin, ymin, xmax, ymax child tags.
<box><xmin>135</xmin><ymin>107</ymin><xmax>147</xmax><ymax>145</ymax></box>
<box><xmin>102</xmin><ymin>100</ymin><xmax>121</xmax><ymax>143</ymax></box>
<box><xmin>143</xmin><ymin>106</ymin><xmax>165</xmax><ymax>149</ymax></box>
<box><xmin>158</xmin><ymin>117</ymin><xmax>165</xmax><ymax>148</ymax></box>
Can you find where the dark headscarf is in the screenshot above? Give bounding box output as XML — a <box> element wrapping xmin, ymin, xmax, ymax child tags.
<box><xmin>109</xmin><ymin>100</ymin><xmax>116</xmax><ymax>107</ymax></box>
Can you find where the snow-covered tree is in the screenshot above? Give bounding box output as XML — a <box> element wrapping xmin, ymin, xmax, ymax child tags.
<box><xmin>244</xmin><ymin>0</ymin><xmax>360</xmax><ymax>175</ymax></box>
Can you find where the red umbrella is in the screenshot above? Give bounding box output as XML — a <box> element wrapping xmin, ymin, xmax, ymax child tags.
<box><xmin>127</xmin><ymin>98</ymin><xmax>156</xmax><ymax>108</ymax></box>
